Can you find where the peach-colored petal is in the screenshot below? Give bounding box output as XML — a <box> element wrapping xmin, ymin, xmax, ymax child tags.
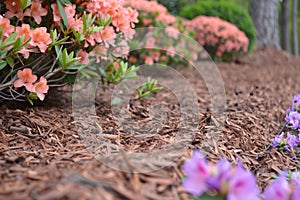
<box><xmin>13</xmin><ymin>79</ymin><xmax>24</xmax><ymax>88</ymax></box>
<box><xmin>16</xmin><ymin>24</ymin><xmax>31</xmax><ymax>40</ymax></box>
<box><xmin>0</xmin><ymin>16</ymin><xmax>14</xmax><ymax>38</ymax></box>
<box><xmin>32</xmin><ymin>76</ymin><xmax>49</xmax><ymax>101</ymax></box>
<box><xmin>51</xmin><ymin>3</ymin><xmax>61</xmax><ymax>23</ymax></box>
<box><xmin>17</xmin><ymin>68</ymin><xmax>37</xmax><ymax>83</ymax></box>
<box><xmin>29</xmin><ymin>27</ymin><xmax>52</xmax><ymax>52</ymax></box>
<box><xmin>32</xmin><ymin>76</ymin><xmax>49</xmax><ymax>94</ymax></box>
<box><xmin>25</xmin><ymin>83</ymin><xmax>33</xmax><ymax>92</ymax></box>
<box><xmin>76</xmin><ymin>49</ymin><xmax>89</xmax><ymax>64</ymax></box>
<box><xmin>36</xmin><ymin>92</ymin><xmax>45</xmax><ymax>101</ymax></box>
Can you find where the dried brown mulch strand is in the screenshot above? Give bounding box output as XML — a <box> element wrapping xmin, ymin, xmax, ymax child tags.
<box><xmin>1</xmin><ymin>48</ymin><xmax>300</xmax><ymax>199</ymax></box>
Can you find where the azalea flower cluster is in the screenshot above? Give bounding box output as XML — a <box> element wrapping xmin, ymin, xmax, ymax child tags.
<box><xmin>183</xmin><ymin>150</ymin><xmax>300</xmax><ymax>200</ymax></box>
<box><xmin>183</xmin><ymin>150</ymin><xmax>260</xmax><ymax>200</ymax></box>
<box><xmin>0</xmin><ymin>0</ymin><xmax>139</xmax><ymax>102</ymax></box>
<box><xmin>13</xmin><ymin>68</ymin><xmax>49</xmax><ymax>101</ymax></box>
<box><xmin>124</xmin><ymin>0</ymin><xmax>200</xmax><ymax>66</ymax></box>
<box><xmin>263</xmin><ymin>171</ymin><xmax>300</xmax><ymax>200</ymax></box>
<box><xmin>272</xmin><ymin>94</ymin><xmax>300</xmax><ymax>157</ymax></box>
<box><xmin>186</xmin><ymin>16</ymin><xmax>249</xmax><ymax>61</ymax></box>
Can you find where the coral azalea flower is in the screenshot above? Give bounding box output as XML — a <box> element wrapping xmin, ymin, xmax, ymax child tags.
<box><xmin>32</xmin><ymin>76</ymin><xmax>49</xmax><ymax>101</ymax></box>
<box><xmin>14</xmin><ymin>68</ymin><xmax>37</xmax><ymax>91</ymax></box>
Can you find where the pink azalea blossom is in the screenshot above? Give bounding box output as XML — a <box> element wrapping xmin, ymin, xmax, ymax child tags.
<box><xmin>32</xmin><ymin>76</ymin><xmax>49</xmax><ymax>101</ymax></box>
<box><xmin>0</xmin><ymin>15</ymin><xmax>14</xmax><ymax>38</ymax></box>
<box><xmin>29</xmin><ymin>27</ymin><xmax>52</xmax><ymax>53</ymax></box>
<box><xmin>4</xmin><ymin>0</ymin><xmax>24</xmax><ymax>20</ymax></box>
<box><xmin>13</xmin><ymin>68</ymin><xmax>37</xmax><ymax>91</ymax></box>
<box><xmin>24</xmin><ymin>0</ymin><xmax>48</xmax><ymax>24</ymax></box>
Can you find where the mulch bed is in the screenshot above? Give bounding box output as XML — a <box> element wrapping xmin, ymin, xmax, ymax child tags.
<box><xmin>1</xmin><ymin>47</ymin><xmax>300</xmax><ymax>199</ymax></box>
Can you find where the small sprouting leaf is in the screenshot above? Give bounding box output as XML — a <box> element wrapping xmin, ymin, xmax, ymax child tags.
<box><xmin>140</xmin><ymin>92</ymin><xmax>151</xmax><ymax>98</ymax></box>
<box><xmin>151</xmin><ymin>87</ymin><xmax>163</xmax><ymax>93</ymax></box>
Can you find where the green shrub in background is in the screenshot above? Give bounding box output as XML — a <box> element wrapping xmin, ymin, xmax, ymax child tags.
<box><xmin>157</xmin><ymin>0</ymin><xmax>197</xmax><ymax>15</ymax></box>
<box><xmin>179</xmin><ymin>0</ymin><xmax>256</xmax><ymax>51</ymax></box>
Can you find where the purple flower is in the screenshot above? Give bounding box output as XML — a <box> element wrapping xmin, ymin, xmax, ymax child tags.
<box><xmin>285</xmin><ymin>133</ymin><xmax>298</xmax><ymax>151</ymax></box>
<box><xmin>207</xmin><ymin>158</ymin><xmax>232</xmax><ymax>190</ymax></box>
<box><xmin>286</xmin><ymin>111</ymin><xmax>300</xmax><ymax>130</ymax></box>
<box><xmin>271</xmin><ymin>133</ymin><xmax>285</xmax><ymax>148</ymax></box>
<box><xmin>263</xmin><ymin>176</ymin><xmax>291</xmax><ymax>200</ymax></box>
<box><xmin>227</xmin><ymin>166</ymin><xmax>260</xmax><ymax>200</ymax></box>
<box><xmin>182</xmin><ymin>150</ymin><xmax>210</xmax><ymax>196</ymax></box>
<box><xmin>291</xmin><ymin>181</ymin><xmax>300</xmax><ymax>200</ymax></box>
<box><xmin>291</xmin><ymin>172</ymin><xmax>300</xmax><ymax>183</ymax></box>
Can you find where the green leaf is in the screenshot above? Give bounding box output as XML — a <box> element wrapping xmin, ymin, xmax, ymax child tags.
<box><xmin>151</xmin><ymin>87</ymin><xmax>163</xmax><ymax>93</ymax></box>
<box><xmin>27</xmin><ymin>98</ymin><xmax>34</xmax><ymax>105</ymax></box>
<box><xmin>20</xmin><ymin>0</ymin><xmax>31</xmax><ymax>10</ymax></box>
<box><xmin>56</xmin><ymin>0</ymin><xmax>69</xmax><ymax>28</ymax></box>
<box><xmin>6</xmin><ymin>56</ymin><xmax>14</xmax><ymax>67</ymax></box>
<box><xmin>140</xmin><ymin>92</ymin><xmax>151</xmax><ymax>98</ymax></box>
<box><xmin>50</xmin><ymin>36</ymin><xmax>69</xmax><ymax>47</ymax></box>
<box><xmin>66</xmin><ymin>64</ymin><xmax>84</xmax><ymax>70</ymax></box>
<box><xmin>103</xmin><ymin>16</ymin><xmax>112</xmax><ymax>27</ymax></box>
<box><xmin>0</xmin><ymin>32</ymin><xmax>17</xmax><ymax>49</ymax></box>
<box><xmin>123</xmin><ymin>72</ymin><xmax>138</xmax><ymax>80</ymax></box>
<box><xmin>62</xmin><ymin>48</ymin><xmax>68</xmax><ymax>66</ymax></box>
<box><xmin>13</xmin><ymin>37</ymin><xmax>22</xmax><ymax>49</ymax></box>
<box><xmin>0</xmin><ymin>60</ymin><xmax>7</xmax><ymax>70</ymax></box>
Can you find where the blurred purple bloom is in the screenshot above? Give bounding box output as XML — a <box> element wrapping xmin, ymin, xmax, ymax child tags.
<box><xmin>207</xmin><ymin>158</ymin><xmax>232</xmax><ymax>190</ymax></box>
<box><xmin>286</xmin><ymin>111</ymin><xmax>300</xmax><ymax>130</ymax></box>
<box><xmin>227</xmin><ymin>166</ymin><xmax>260</xmax><ymax>200</ymax></box>
<box><xmin>271</xmin><ymin>133</ymin><xmax>285</xmax><ymax>148</ymax></box>
<box><xmin>291</xmin><ymin>171</ymin><xmax>300</xmax><ymax>183</ymax></box>
<box><xmin>291</xmin><ymin>181</ymin><xmax>300</xmax><ymax>200</ymax></box>
<box><xmin>182</xmin><ymin>150</ymin><xmax>210</xmax><ymax>196</ymax></box>
<box><xmin>263</xmin><ymin>176</ymin><xmax>290</xmax><ymax>200</ymax></box>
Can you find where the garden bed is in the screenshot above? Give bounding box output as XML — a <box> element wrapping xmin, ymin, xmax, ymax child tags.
<box><xmin>1</xmin><ymin>47</ymin><xmax>300</xmax><ymax>199</ymax></box>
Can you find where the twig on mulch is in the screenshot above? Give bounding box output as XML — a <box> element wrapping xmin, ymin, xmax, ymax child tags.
<box><xmin>9</xmin><ymin>126</ymin><xmax>31</xmax><ymax>134</ymax></box>
<box><xmin>263</xmin><ymin>122</ymin><xmax>287</xmax><ymax>153</ymax></box>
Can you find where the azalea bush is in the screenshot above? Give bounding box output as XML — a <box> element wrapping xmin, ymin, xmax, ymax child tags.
<box><xmin>0</xmin><ymin>0</ymin><xmax>139</xmax><ymax>103</ymax></box>
<box><xmin>186</xmin><ymin>16</ymin><xmax>249</xmax><ymax>62</ymax></box>
<box><xmin>179</xmin><ymin>0</ymin><xmax>256</xmax><ymax>51</ymax></box>
<box><xmin>272</xmin><ymin>94</ymin><xmax>300</xmax><ymax>158</ymax></box>
<box><xmin>182</xmin><ymin>150</ymin><xmax>300</xmax><ymax>200</ymax></box>
<box><xmin>124</xmin><ymin>0</ymin><xmax>201</xmax><ymax>67</ymax></box>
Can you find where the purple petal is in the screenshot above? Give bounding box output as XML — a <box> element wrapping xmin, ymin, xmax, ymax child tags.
<box><xmin>263</xmin><ymin>177</ymin><xmax>290</xmax><ymax>200</ymax></box>
<box><xmin>183</xmin><ymin>176</ymin><xmax>207</xmax><ymax>196</ymax></box>
<box><xmin>227</xmin><ymin>167</ymin><xmax>260</xmax><ymax>200</ymax></box>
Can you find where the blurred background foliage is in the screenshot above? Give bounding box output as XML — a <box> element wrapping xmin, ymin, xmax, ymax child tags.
<box><xmin>178</xmin><ymin>0</ymin><xmax>256</xmax><ymax>51</ymax></box>
<box><xmin>158</xmin><ymin>0</ymin><xmax>300</xmax><ymax>56</ymax></box>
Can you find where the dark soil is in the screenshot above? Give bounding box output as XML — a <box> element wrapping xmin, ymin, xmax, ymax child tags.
<box><xmin>1</xmin><ymin>47</ymin><xmax>300</xmax><ymax>199</ymax></box>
